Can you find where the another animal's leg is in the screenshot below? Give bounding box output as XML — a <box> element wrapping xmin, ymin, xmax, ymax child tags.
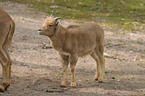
<box><xmin>90</xmin><ymin>51</ymin><xmax>102</xmax><ymax>82</ymax></box>
<box><xmin>60</xmin><ymin>54</ymin><xmax>69</xmax><ymax>87</ymax></box>
<box><xmin>0</xmin><ymin>46</ymin><xmax>11</xmax><ymax>92</ymax></box>
<box><xmin>3</xmin><ymin>44</ymin><xmax>12</xmax><ymax>85</ymax></box>
<box><xmin>69</xmin><ymin>54</ymin><xmax>78</xmax><ymax>87</ymax></box>
<box><xmin>94</xmin><ymin>48</ymin><xmax>105</xmax><ymax>83</ymax></box>
<box><xmin>98</xmin><ymin>52</ymin><xmax>105</xmax><ymax>83</ymax></box>
<box><xmin>98</xmin><ymin>42</ymin><xmax>105</xmax><ymax>83</ymax></box>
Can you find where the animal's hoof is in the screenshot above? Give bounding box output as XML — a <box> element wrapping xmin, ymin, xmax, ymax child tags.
<box><xmin>60</xmin><ymin>85</ymin><xmax>66</xmax><ymax>88</ymax></box>
<box><xmin>0</xmin><ymin>85</ymin><xmax>5</xmax><ymax>92</ymax></box>
<box><xmin>94</xmin><ymin>78</ymin><xmax>98</xmax><ymax>81</ymax></box>
<box><xmin>60</xmin><ymin>81</ymin><xmax>67</xmax><ymax>87</ymax></box>
<box><xmin>0</xmin><ymin>83</ymin><xmax>10</xmax><ymax>92</ymax></box>
<box><xmin>4</xmin><ymin>84</ymin><xmax>10</xmax><ymax>91</ymax></box>
<box><xmin>70</xmin><ymin>82</ymin><xmax>77</xmax><ymax>87</ymax></box>
<box><xmin>94</xmin><ymin>75</ymin><xmax>99</xmax><ymax>81</ymax></box>
<box><xmin>98</xmin><ymin>81</ymin><xmax>103</xmax><ymax>83</ymax></box>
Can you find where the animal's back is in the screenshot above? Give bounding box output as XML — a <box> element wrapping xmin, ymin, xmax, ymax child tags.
<box><xmin>68</xmin><ymin>22</ymin><xmax>104</xmax><ymax>56</ymax></box>
<box><xmin>68</xmin><ymin>22</ymin><xmax>104</xmax><ymax>39</ymax></box>
<box><xmin>0</xmin><ymin>7</ymin><xmax>12</xmax><ymax>23</ymax></box>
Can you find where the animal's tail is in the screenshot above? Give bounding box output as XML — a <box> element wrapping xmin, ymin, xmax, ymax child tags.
<box><xmin>97</xmin><ymin>30</ymin><xmax>104</xmax><ymax>56</ymax></box>
<box><xmin>99</xmin><ymin>38</ymin><xmax>104</xmax><ymax>56</ymax></box>
<box><xmin>5</xmin><ymin>20</ymin><xmax>15</xmax><ymax>46</ymax></box>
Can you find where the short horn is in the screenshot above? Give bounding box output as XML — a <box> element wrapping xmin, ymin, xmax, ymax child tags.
<box><xmin>54</xmin><ymin>17</ymin><xmax>62</xmax><ymax>21</ymax></box>
<box><xmin>50</xmin><ymin>14</ymin><xmax>53</xmax><ymax>17</ymax></box>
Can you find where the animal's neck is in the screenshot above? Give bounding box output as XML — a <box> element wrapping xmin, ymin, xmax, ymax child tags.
<box><xmin>48</xmin><ymin>25</ymin><xmax>67</xmax><ymax>49</ymax></box>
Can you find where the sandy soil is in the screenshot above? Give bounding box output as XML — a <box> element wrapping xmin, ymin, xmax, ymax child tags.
<box><xmin>0</xmin><ymin>1</ymin><xmax>145</xmax><ymax>96</ymax></box>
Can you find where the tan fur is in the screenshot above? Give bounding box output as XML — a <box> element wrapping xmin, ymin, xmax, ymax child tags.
<box><xmin>0</xmin><ymin>7</ymin><xmax>15</xmax><ymax>92</ymax></box>
<box><xmin>39</xmin><ymin>17</ymin><xmax>105</xmax><ymax>87</ymax></box>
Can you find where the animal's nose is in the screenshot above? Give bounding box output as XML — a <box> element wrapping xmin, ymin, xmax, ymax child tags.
<box><xmin>38</xmin><ymin>29</ymin><xmax>41</xmax><ymax>31</ymax></box>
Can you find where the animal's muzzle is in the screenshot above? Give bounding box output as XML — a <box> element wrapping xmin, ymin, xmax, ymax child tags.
<box><xmin>38</xmin><ymin>29</ymin><xmax>43</xmax><ymax>35</ymax></box>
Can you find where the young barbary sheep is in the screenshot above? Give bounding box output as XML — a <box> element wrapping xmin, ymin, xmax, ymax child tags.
<box><xmin>38</xmin><ymin>16</ymin><xmax>105</xmax><ymax>87</ymax></box>
<box><xmin>0</xmin><ymin>7</ymin><xmax>15</xmax><ymax>92</ymax></box>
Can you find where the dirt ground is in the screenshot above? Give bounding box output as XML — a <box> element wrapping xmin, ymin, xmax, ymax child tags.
<box><xmin>0</xmin><ymin>1</ymin><xmax>145</xmax><ymax>96</ymax></box>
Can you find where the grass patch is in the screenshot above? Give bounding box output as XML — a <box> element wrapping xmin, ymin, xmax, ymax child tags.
<box><xmin>1</xmin><ymin>0</ymin><xmax>145</xmax><ymax>32</ymax></box>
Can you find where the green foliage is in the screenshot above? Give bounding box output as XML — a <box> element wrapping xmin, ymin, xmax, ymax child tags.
<box><xmin>1</xmin><ymin>0</ymin><xmax>145</xmax><ymax>31</ymax></box>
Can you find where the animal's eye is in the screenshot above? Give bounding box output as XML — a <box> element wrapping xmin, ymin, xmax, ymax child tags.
<box><xmin>49</xmin><ymin>24</ymin><xmax>52</xmax><ymax>27</ymax></box>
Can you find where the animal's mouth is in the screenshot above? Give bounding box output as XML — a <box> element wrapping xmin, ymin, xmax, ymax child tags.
<box><xmin>38</xmin><ymin>31</ymin><xmax>43</xmax><ymax>35</ymax></box>
<box><xmin>38</xmin><ymin>29</ymin><xmax>43</xmax><ymax>35</ymax></box>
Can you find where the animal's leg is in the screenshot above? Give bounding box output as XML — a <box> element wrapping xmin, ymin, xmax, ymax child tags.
<box><xmin>60</xmin><ymin>54</ymin><xmax>69</xmax><ymax>87</ymax></box>
<box><xmin>0</xmin><ymin>47</ymin><xmax>11</xmax><ymax>92</ymax></box>
<box><xmin>2</xmin><ymin>45</ymin><xmax>12</xmax><ymax>85</ymax></box>
<box><xmin>69</xmin><ymin>54</ymin><xmax>78</xmax><ymax>87</ymax></box>
<box><xmin>94</xmin><ymin>49</ymin><xmax>105</xmax><ymax>83</ymax></box>
<box><xmin>90</xmin><ymin>51</ymin><xmax>102</xmax><ymax>82</ymax></box>
<box><xmin>98</xmin><ymin>40</ymin><xmax>105</xmax><ymax>82</ymax></box>
<box><xmin>98</xmin><ymin>52</ymin><xmax>105</xmax><ymax>83</ymax></box>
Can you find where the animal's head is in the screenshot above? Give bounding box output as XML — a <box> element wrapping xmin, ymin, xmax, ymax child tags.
<box><xmin>38</xmin><ymin>15</ymin><xmax>61</xmax><ymax>37</ymax></box>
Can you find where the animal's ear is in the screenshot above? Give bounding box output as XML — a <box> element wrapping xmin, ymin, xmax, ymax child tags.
<box><xmin>54</xmin><ymin>17</ymin><xmax>62</xmax><ymax>21</ymax></box>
